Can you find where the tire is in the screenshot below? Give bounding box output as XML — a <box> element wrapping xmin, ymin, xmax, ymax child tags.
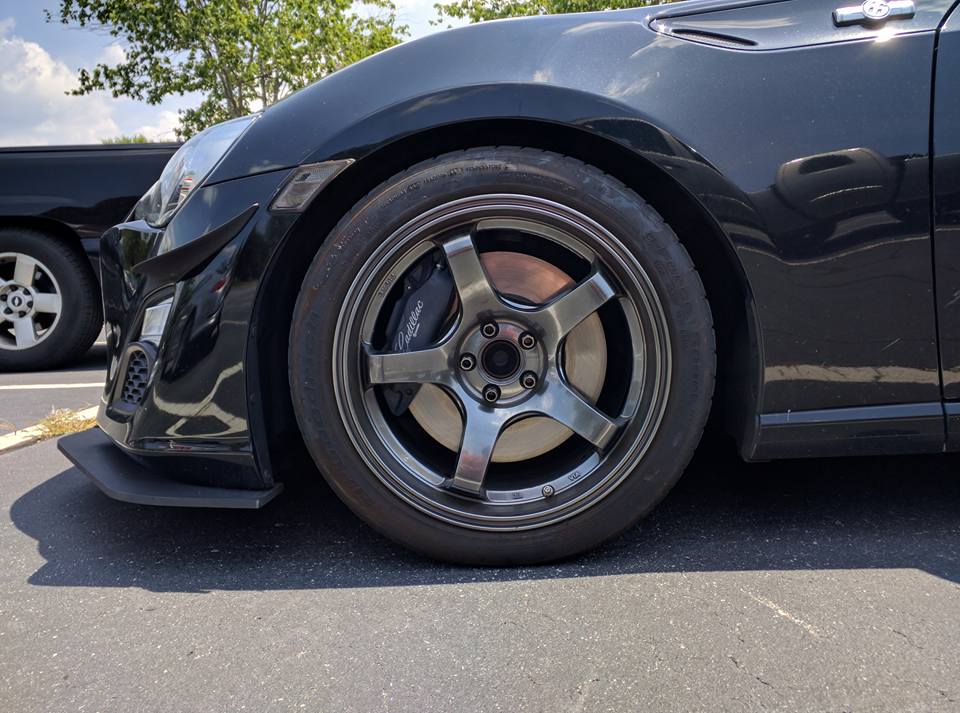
<box><xmin>0</xmin><ymin>228</ymin><xmax>103</xmax><ymax>371</ymax></box>
<box><xmin>289</xmin><ymin>147</ymin><xmax>715</xmax><ymax>565</ymax></box>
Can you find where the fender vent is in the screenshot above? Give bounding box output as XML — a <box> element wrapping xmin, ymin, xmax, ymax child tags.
<box><xmin>668</xmin><ymin>28</ymin><xmax>757</xmax><ymax>47</ymax></box>
<box><xmin>648</xmin><ymin>0</ymin><xmax>895</xmax><ymax>51</ymax></box>
<box><xmin>120</xmin><ymin>348</ymin><xmax>150</xmax><ymax>406</ymax></box>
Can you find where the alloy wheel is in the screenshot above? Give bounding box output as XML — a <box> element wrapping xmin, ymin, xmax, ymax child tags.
<box><xmin>0</xmin><ymin>252</ymin><xmax>63</xmax><ymax>350</ymax></box>
<box><xmin>332</xmin><ymin>195</ymin><xmax>672</xmax><ymax>531</ymax></box>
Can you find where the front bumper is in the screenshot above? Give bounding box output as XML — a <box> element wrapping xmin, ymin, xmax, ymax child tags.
<box><xmin>73</xmin><ymin>167</ymin><xmax>300</xmax><ymax>501</ymax></box>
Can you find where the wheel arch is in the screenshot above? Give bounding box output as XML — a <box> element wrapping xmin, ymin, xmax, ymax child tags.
<box><xmin>0</xmin><ymin>215</ymin><xmax>83</xmax><ymax>243</ymax></box>
<box><xmin>0</xmin><ymin>216</ymin><xmax>95</xmax><ymax>269</ymax></box>
<box><xmin>250</xmin><ymin>118</ymin><xmax>763</xmax><ymax>479</ymax></box>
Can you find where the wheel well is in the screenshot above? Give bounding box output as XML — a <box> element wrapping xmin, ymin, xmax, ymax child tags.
<box><xmin>254</xmin><ymin>119</ymin><xmax>758</xmax><ymax>478</ymax></box>
<box><xmin>0</xmin><ymin>216</ymin><xmax>80</xmax><ymax>241</ymax></box>
<box><xmin>0</xmin><ymin>216</ymin><xmax>91</xmax><ymax>260</ymax></box>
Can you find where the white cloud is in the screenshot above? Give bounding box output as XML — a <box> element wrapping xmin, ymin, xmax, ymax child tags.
<box><xmin>99</xmin><ymin>42</ymin><xmax>126</xmax><ymax>65</ymax></box>
<box><xmin>0</xmin><ymin>30</ymin><xmax>119</xmax><ymax>145</ymax></box>
<box><xmin>0</xmin><ymin>4</ymin><xmax>454</xmax><ymax>148</ymax></box>
<box><xmin>133</xmin><ymin>109</ymin><xmax>181</xmax><ymax>143</ymax></box>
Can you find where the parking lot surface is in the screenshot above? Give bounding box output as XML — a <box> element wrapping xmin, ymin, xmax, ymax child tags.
<box><xmin>0</xmin><ymin>345</ymin><xmax>106</xmax><ymax>434</ymax></box>
<box><xmin>0</xmin><ymin>436</ymin><xmax>958</xmax><ymax>712</ymax></box>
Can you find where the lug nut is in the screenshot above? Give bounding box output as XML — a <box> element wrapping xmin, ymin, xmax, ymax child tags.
<box><xmin>520</xmin><ymin>371</ymin><xmax>537</xmax><ymax>390</ymax></box>
<box><xmin>459</xmin><ymin>353</ymin><xmax>476</xmax><ymax>371</ymax></box>
<box><xmin>541</xmin><ymin>484</ymin><xmax>555</xmax><ymax>498</ymax></box>
<box><xmin>519</xmin><ymin>332</ymin><xmax>536</xmax><ymax>350</ymax></box>
<box><xmin>482</xmin><ymin>384</ymin><xmax>501</xmax><ymax>403</ymax></box>
<box><xmin>480</xmin><ymin>322</ymin><xmax>499</xmax><ymax>338</ymax></box>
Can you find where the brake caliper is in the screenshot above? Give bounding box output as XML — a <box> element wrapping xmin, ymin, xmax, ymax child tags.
<box><xmin>381</xmin><ymin>250</ymin><xmax>455</xmax><ymax>415</ymax></box>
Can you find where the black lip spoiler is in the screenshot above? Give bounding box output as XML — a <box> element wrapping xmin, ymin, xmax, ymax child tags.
<box><xmin>58</xmin><ymin>428</ymin><xmax>282</xmax><ymax>509</ymax></box>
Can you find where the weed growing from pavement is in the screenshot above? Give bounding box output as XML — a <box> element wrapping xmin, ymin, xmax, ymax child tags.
<box><xmin>35</xmin><ymin>408</ymin><xmax>96</xmax><ymax>439</ymax></box>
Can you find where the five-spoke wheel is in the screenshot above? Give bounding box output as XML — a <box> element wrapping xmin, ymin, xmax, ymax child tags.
<box><xmin>362</xmin><ymin>231</ymin><xmax>629</xmax><ymax>499</ymax></box>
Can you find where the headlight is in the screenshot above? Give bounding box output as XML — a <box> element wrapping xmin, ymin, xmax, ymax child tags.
<box><xmin>134</xmin><ymin>114</ymin><xmax>259</xmax><ymax>227</ymax></box>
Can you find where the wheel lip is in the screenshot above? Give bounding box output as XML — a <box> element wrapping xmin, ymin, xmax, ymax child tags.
<box><xmin>0</xmin><ymin>251</ymin><xmax>63</xmax><ymax>351</ymax></box>
<box><xmin>330</xmin><ymin>193</ymin><xmax>673</xmax><ymax>532</ymax></box>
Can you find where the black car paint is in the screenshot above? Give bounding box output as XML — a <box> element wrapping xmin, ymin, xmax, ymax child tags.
<box><xmin>88</xmin><ymin>0</ymin><xmax>960</xmax><ymax>497</ymax></box>
<box><xmin>933</xmin><ymin>7</ymin><xmax>960</xmax><ymax>432</ymax></box>
<box><xmin>0</xmin><ymin>143</ymin><xmax>178</xmax><ymax>267</ymax></box>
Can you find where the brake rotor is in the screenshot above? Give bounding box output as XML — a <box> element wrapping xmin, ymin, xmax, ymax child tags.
<box><xmin>408</xmin><ymin>251</ymin><xmax>607</xmax><ymax>462</ymax></box>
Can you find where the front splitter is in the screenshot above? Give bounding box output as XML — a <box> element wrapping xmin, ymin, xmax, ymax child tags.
<box><xmin>58</xmin><ymin>428</ymin><xmax>282</xmax><ymax>509</ymax></box>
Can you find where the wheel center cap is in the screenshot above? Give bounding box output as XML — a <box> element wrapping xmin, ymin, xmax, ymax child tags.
<box><xmin>454</xmin><ymin>319</ymin><xmax>545</xmax><ymax>406</ymax></box>
<box><xmin>481</xmin><ymin>340</ymin><xmax>521</xmax><ymax>380</ymax></box>
<box><xmin>1</xmin><ymin>284</ymin><xmax>34</xmax><ymax>318</ymax></box>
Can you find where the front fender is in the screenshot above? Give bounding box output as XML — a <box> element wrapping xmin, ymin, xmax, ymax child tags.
<box><xmin>208</xmin><ymin>9</ymin><xmax>676</xmax><ymax>181</ymax></box>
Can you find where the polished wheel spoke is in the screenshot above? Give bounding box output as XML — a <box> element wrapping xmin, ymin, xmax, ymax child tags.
<box><xmin>12</xmin><ymin>317</ymin><xmax>36</xmax><ymax>348</ymax></box>
<box><xmin>535</xmin><ymin>379</ymin><xmax>621</xmax><ymax>449</ymax></box>
<box><xmin>440</xmin><ymin>234</ymin><xmax>500</xmax><ymax>313</ymax></box>
<box><xmin>32</xmin><ymin>292</ymin><xmax>61</xmax><ymax>315</ymax></box>
<box><xmin>449</xmin><ymin>404</ymin><xmax>506</xmax><ymax>495</ymax></box>
<box><xmin>12</xmin><ymin>255</ymin><xmax>38</xmax><ymax>287</ymax></box>
<box><xmin>365</xmin><ymin>343</ymin><xmax>451</xmax><ymax>386</ymax></box>
<box><xmin>536</xmin><ymin>270</ymin><xmax>616</xmax><ymax>344</ymax></box>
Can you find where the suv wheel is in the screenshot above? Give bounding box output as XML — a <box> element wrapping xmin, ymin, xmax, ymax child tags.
<box><xmin>0</xmin><ymin>228</ymin><xmax>103</xmax><ymax>371</ymax></box>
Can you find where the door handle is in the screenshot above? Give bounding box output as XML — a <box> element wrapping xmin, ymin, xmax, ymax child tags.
<box><xmin>834</xmin><ymin>0</ymin><xmax>915</xmax><ymax>26</ymax></box>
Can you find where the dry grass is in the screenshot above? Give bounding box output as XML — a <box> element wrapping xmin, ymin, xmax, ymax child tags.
<box><xmin>35</xmin><ymin>408</ymin><xmax>97</xmax><ymax>439</ymax></box>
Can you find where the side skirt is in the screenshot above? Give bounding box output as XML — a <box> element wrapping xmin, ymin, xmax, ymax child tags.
<box><xmin>748</xmin><ymin>402</ymin><xmax>946</xmax><ymax>460</ymax></box>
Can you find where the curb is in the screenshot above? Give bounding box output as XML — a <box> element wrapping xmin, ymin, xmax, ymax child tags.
<box><xmin>0</xmin><ymin>406</ymin><xmax>99</xmax><ymax>455</ymax></box>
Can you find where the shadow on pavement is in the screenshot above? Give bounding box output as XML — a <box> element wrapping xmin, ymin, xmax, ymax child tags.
<box><xmin>10</xmin><ymin>437</ymin><xmax>960</xmax><ymax>592</ymax></box>
<box><xmin>53</xmin><ymin>343</ymin><xmax>108</xmax><ymax>373</ymax></box>
<box><xmin>1</xmin><ymin>344</ymin><xmax>107</xmax><ymax>376</ymax></box>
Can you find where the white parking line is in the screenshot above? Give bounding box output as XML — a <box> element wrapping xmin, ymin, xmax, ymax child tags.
<box><xmin>0</xmin><ymin>383</ymin><xmax>103</xmax><ymax>390</ymax></box>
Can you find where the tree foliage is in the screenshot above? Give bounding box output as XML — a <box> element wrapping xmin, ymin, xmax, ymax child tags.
<box><xmin>435</xmin><ymin>0</ymin><xmax>669</xmax><ymax>24</ymax></box>
<box><xmin>50</xmin><ymin>0</ymin><xmax>406</xmax><ymax>137</ymax></box>
<box><xmin>100</xmin><ymin>133</ymin><xmax>149</xmax><ymax>143</ymax></box>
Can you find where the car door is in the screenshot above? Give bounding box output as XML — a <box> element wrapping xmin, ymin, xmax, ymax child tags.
<box><xmin>930</xmin><ymin>2</ymin><xmax>960</xmax><ymax>444</ymax></box>
<box><xmin>647</xmin><ymin>0</ymin><xmax>958</xmax><ymax>455</ymax></box>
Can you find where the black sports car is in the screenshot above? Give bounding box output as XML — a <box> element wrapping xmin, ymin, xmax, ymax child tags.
<box><xmin>59</xmin><ymin>0</ymin><xmax>960</xmax><ymax>564</ymax></box>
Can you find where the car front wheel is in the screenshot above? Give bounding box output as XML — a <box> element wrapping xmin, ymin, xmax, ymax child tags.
<box><xmin>289</xmin><ymin>147</ymin><xmax>715</xmax><ymax>564</ymax></box>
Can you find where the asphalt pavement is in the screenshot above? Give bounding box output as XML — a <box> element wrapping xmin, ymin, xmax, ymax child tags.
<box><xmin>0</xmin><ymin>344</ymin><xmax>107</xmax><ymax>434</ymax></box>
<box><xmin>0</xmin><ymin>434</ymin><xmax>958</xmax><ymax>712</ymax></box>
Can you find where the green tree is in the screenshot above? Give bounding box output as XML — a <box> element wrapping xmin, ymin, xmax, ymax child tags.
<box><xmin>435</xmin><ymin>0</ymin><xmax>669</xmax><ymax>24</ymax></box>
<box><xmin>101</xmin><ymin>133</ymin><xmax>149</xmax><ymax>143</ymax></box>
<box><xmin>49</xmin><ymin>0</ymin><xmax>406</xmax><ymax>138</ymax></box>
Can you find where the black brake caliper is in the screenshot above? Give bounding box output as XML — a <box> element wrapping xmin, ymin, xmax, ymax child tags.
<box><xmin>381</xmin><ymin>250</ymin><xmax>455</xmax><ymax>415</ymax></box>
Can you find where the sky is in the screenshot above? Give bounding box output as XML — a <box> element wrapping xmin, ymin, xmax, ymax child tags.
<box><xmin>0</xmin><ymin>0</ymin><xmax>444</xmax><ymax>146</ymax></box>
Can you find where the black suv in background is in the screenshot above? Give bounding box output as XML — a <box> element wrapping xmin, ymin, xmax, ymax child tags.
<box><xmin>0</xmin><ymin>143</ymin><xmax>177</xmax><ymax>371</ymax></box>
